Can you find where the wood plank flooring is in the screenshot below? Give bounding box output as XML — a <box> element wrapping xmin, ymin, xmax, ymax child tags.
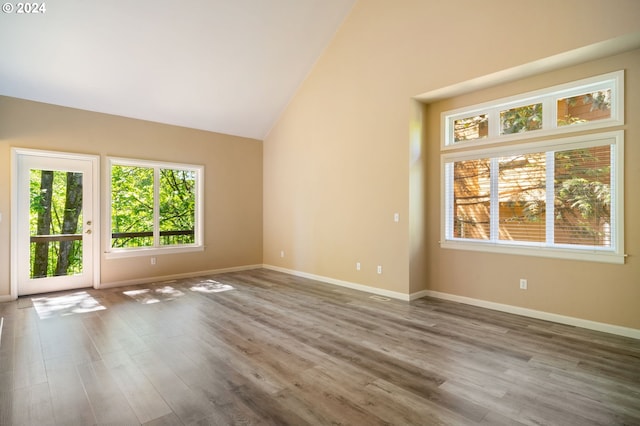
<box><xmin>0</xmin><ymin>268</ymin><xmax>639</xmax><ymax>425</ymax></box>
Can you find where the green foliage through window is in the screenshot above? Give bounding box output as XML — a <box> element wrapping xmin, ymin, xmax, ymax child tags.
<box><xmin>159</xmin><ymin>169</ymin><xmax>196</xmax><ymax>246</ymax></box>
<box><xmin>110</xmin><ymin>160</ymin><xmax>200</xmax><ymax>250</ymax></box>
<box><xmin>111</xmin><ymin>165</ymin><xmax>154</xmax><ymax>248</ymax></box>
<box><xmin>500</xmin><ymin>103</ymin><xmax>543</xmax><ymax>135</ymax></box>
<box><xmin>29</xmin><ymin>169</ymin><xmax>83</xmax><ymax>278</ymax></box>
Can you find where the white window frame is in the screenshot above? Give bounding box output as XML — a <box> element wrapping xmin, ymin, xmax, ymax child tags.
<box><xmin>441</xmin><ymin>70</ymin><xmax>624</xmax><ymax>151</ymax></box>
<box><xmin>440</xmin><ymin>70</ymin><xmax>625</xmax><ymax>264</ymax></box>
<box><xmin>105</xmin><ymin>157</ymin><xmax>204</xmax><ymax>259</ymax></box>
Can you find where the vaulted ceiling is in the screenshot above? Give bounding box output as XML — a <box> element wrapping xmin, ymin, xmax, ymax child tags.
<box><xmin>0</xmin><ymin>0</ymin><xmax>356</xmax><ymax>139</ymax></box>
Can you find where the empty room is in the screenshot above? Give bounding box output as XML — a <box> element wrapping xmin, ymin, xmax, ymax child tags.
<box><xmin>1</xmin><ymin>1</ymin><xmax>639</xmax><ymax>425</ymax></box>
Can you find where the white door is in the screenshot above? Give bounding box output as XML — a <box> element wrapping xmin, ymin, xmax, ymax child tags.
<box><xmin>14</xmin><ymin>149</ymin><xmax>99</xmax><ymax>296</ymax></box>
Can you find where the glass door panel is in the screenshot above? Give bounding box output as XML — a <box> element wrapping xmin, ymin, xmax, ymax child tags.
<box><xmin>29</xmin><ymin>169</ymin><xmax>84</xmax><ymax>279</ymax></box>
<box><xmin>15</xmin><ymin>150</ymin><xmax>97</xmax><ymax>296</ymax></box>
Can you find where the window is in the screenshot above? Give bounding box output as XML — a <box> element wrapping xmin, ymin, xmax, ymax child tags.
<box><xmin>443</xmin><ymin>71</ymin><xmax>623</xmax><ymax>149</ymax></box>
<box><xmin>441</xmin><ymin>71</ymin><xmax>624</xmax><ymax>264</ymax></box>
<box><xmin>106</xmin><ymin>158</ymin><xmax>204</xmax><ymax>257</ymax></box>
<box><xmin>500</xmin><ymin>102</ymin><xmax>543</xmax><ymax>135</ymax></box>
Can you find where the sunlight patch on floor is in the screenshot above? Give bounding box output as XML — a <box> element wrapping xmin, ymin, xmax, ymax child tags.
<box><xmin>123</xmin><ymin>286</ymin><xmax>185</xmax><ymax>304</ymax></box>
<box><xmin>32</xmin><ymin>291</ymin><xmax>106</xmax><ymax>319</ymax></box>
<box><xmin>190</xmin><ymin>279</ymin><xmax>234</xmax><ymax>293</ymax></box>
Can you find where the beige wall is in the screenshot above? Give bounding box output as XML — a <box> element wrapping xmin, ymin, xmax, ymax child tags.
<box><xmin>263</xmin><ymin>0</ymin><xmax>640</xmax><ymax>328</ymax></box>
<box><xmin>424</xmin><ymin>49</ymin><xmax>640</xmax><ymax>330</ymax></box>
<box><xmin>2</xmin><ymin>0</ymin><xmax>639</xmax><ymax>330</ymax></box>
<box><xmin>0</xmin><ymin>96</ymin><xmax>263</xmax><ymax>296</ymax></box>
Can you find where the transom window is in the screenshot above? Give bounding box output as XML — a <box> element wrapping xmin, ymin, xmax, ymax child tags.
<box><xmin>444</xmin><ymin>71</ymin><xmax>623</xmax><ymax>149</ymax></box>
<box><xmin>441</xmin><ymin>71</ymin><xmax>624</xmax><ymax>264</ymax></box>
<box><xmin>106</xmin><ymin>157</ymin><xmax>204</xmax><ymax>257</ymax></box>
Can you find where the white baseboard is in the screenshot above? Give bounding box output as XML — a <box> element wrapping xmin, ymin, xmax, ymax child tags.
<box><xmin>262</xmin><ymin>264</ymin><xmax>412</xmax><ymax>301</ymax></box>
<box><xmin>4</xmin><ymin>264</ymin><xmax>637</xmax><ymax>340</ymax></box>
<box><xmin>97</xmin><ymin>264</ymin><xmax>263</xmax><ymax>289</ymax></box>
<box><xmin>262</xmin><ymin>265</ymin><xmax>639</xmax><ymax>340</ymax></box>
<box><xmin>422</xmin><ymin>289</ymin><xmax>640</xmax><ymax>340</ymax></box>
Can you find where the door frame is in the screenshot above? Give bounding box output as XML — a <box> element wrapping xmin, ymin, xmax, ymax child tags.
<box><xmin>11</xmin><ymin>148</ymin><xmax>100</xmax><ymax>299</ymax></box>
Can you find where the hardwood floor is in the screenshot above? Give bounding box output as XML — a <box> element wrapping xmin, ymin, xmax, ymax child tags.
<box><xmin>1</xmin><ymin>268</ymin><xmax>639</xmax><ymax>425</ymax></box>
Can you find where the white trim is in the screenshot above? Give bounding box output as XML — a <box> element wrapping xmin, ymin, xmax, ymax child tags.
<box><xmin>441</xmin><ymin>70</ymin><xmax>623</xmax><ymax>150</ymax></box>
<box><xmin>5</xmin><ymin>264</ymin><xmax>637</xmax><ymax>340</ymax></box>
<box><xmin>97</xmin><ymin>264</ymin><xmax>262</xmax><ymax>289</ymax></box>
<box><xmin>441</xmin><ymin>130</ymin><xmax>621</xmax><ymax>162</ymax></box>
<box><xmin>440</xmin><ymin>130</ymin><xmax>625</xmax><ymax>263</ymax></box>
<box><xmin>262</xmin><ymin>264</ymin><xmax>412</xmax><ymax>301</ymax></box>
<box><xmin>11</xmin><ymin>148</ymin><xmax>101</xmax><ymax>299</ymax></box>
<box><xmin>10</xmin><ymin>150</ymin><xmax>17</xmax><ymax>301</ymax></box>
<box><xmin>259</xmin><ymin>267</ymin><xmax>638</xmax><ymax>339</ymax></box>
<box><xmin>422</xmin><ymin>289</ymin><xmax>640</xmax><ymax>340</ymax></box>
<box><xmin>90</xmin><ymin>154</ymin><xmax>101</xmax><ymax>290</ymax></box>
<box><xmin>104</xmin><ymin>245</ymin><xmax>205</xmax><ymax>260</ymax></box>
<box><xmin>104</xmin><ymin>156</ymin><xmax>204</xmax><ymax>257</ymax></box>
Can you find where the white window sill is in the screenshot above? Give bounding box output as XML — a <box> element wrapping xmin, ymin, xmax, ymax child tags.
<box><xmin>104</xmin><ymin>245</ymin><xmax>205</xmax><ymax>260</ymax></box>
<box><xmin>441</xmin><ymin>240</ymin><xmax>625</xmax><ymax>264</ymax></box>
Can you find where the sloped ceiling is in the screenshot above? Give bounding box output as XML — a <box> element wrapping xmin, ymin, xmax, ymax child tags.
<box><xmin>0</xmin><ymin>0</ymin><xmax>356</xmax><ymax>139</ymax></box>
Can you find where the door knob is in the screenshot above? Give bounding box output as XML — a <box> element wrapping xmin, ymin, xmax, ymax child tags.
<box><xmin>86</xmin><ymin>229</ymin><xmax>92</xmax><ymax>234</ymax></box>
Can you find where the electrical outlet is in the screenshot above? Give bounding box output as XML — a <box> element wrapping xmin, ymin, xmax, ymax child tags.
<box><xmin>280</xmin><ymin>250</ymin><xmax>285</xmax><ymax>258</ymax></box>
<box><xmin>519</xmin><ymin>278</ymin><xmax>527</xmax><ymax>290</ymax></box>
<box><xmin>356</xmin><ymin>262</ymin><xmax>361</xmax><ymax>271</ymax></box>
<box><xmin>377</xmin><ymin>265</ymin><xmax>383</xmax><ymax>274</ymax></box>
<box><xmin>151</xmin><ymin>257</ymin><xmax>157</xmax><ymax>265</ymax></box>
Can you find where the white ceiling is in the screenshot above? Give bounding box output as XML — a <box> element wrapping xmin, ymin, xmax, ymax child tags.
<box><xmin>0</xmin><ymin>0</ymin><xmax>356</xmax><ymax>139</ymax></box>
